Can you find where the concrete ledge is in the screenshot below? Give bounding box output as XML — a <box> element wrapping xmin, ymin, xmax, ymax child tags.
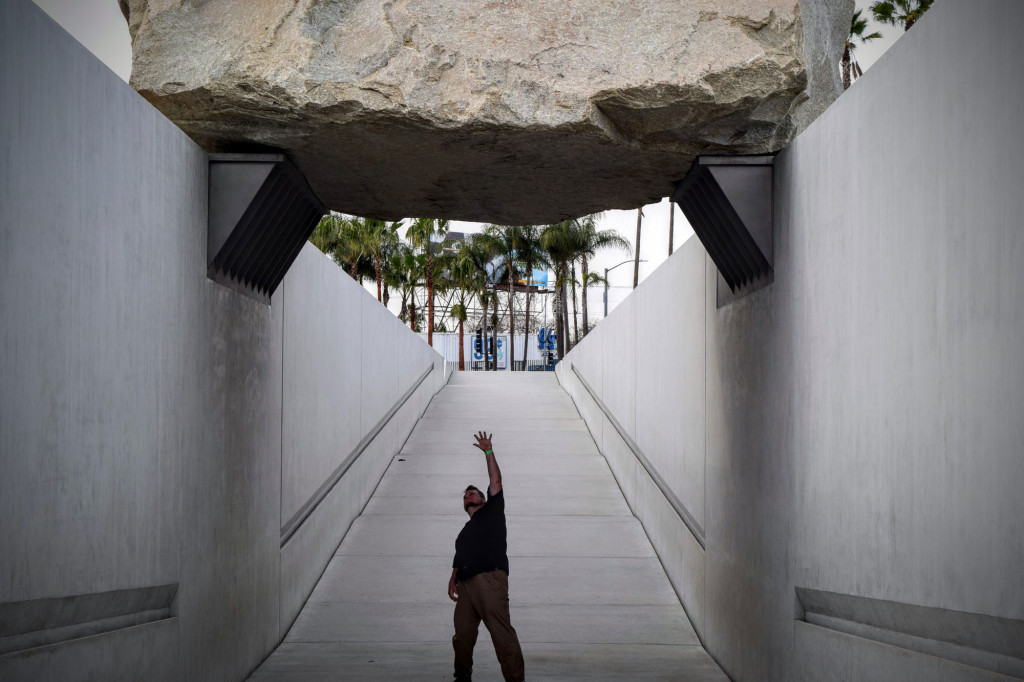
<box><xmin>0</xmin><ymin>584</ymin><xmax>177</xmax><ymax>655</ymax></box>
<box><xmin>0</xmin><ymin>616</ymin><xmax>179</xmax><ymax>681</ymax></box>
<box><xmin>794</xmin><ymin>620</ymin><xmax>1021</xmax><ymax>682</ymax></box>
<box><xmin>797</xmin><ymin>587</ymin><xmax>1024</xmax><ymax>678</ymax></box>
<box><xmin>279</xmin><ymin>370</ymin><xmax>441</xmax><ymax>631</ymax></box>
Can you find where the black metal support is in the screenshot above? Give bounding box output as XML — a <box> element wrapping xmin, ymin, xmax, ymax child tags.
<box><xmin>672</xmin><ymin>155</ymin><xmax>774</xmax><ymax>303</ymax></box>
<box><xmin>208</xmin><ymin>153</ymin><xmax>326</xmax><ymax>302</ymax></box>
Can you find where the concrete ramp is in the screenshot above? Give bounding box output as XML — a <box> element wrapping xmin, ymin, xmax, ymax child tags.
<box><xmin>250</xmin><ymin>372</ymin><xmax>727</xmax><ymax>681</ymax></box>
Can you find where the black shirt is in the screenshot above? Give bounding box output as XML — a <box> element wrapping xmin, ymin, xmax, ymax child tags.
<box><xmin>453</xmin><ymin>488</ymin><xmax>509</xmax><ymax>581</ymax></box>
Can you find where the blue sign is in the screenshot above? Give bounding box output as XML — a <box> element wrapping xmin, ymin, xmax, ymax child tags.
<box><xmin>472</xmin><ymin>336</ymin><xmax>506</xmax><ymax>368</ymax></box>
<box><xmin>537</xmin><ymin>328</ymin><xmax>556</xmax><ymax>350</ymax></box>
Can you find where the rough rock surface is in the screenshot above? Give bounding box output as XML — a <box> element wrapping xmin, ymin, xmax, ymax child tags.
<box><xmin>122</xmin><ymin>0</ymin><xmax>852</xmax><ymax>224</ymax></box>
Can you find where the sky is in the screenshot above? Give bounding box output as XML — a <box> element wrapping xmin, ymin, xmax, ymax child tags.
<box><xmin>33</xmin><ymin>0</ymin><xmax>907</xmax><ymax>319</ymax></box>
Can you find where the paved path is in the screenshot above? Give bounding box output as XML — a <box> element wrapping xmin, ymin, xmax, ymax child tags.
<box><xmin>250</xmin><ymin>372</ymin><xmax>727</xmax><ymax>681</ymax></box>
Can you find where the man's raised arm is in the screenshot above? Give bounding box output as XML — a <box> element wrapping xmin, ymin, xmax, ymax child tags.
<box><xmin>472</xmin><ymin>431</ymin><xmax>502</xmax><ymax>496</ymax></box>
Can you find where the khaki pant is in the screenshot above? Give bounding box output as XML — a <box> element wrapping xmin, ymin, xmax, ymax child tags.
<box><xmin>453</xmin><ymin>570</ymin><xmax>525</xmax><ymax>682</ymax></box>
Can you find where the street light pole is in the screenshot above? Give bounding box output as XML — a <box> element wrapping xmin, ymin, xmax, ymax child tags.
<box><xmin>604</xmin><ymin>259</ymin><xmax>645</xmax><ymax>318</ymax></box>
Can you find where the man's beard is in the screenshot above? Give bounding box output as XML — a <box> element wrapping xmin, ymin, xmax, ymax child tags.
<box><xmin>464</xmin><ymin>500</ymin><xmax>483</xmax><ymax>512</ymax></box>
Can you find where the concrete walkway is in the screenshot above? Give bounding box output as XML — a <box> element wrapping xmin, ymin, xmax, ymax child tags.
<box><xmin>250</xmin><ymin>372</ymin><xmax>727</xmax><ymax>681</ymax></box>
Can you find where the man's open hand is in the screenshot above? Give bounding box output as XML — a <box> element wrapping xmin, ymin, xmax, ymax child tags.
<box><xmin>472</xmin><ymin>431</ymin><xmax>493</xmax><ymax>453</ymax></box>
<box><xmin>474</xmin><ymin>431</ymin><xmax>502</xmax><ymax>496</ymax></box>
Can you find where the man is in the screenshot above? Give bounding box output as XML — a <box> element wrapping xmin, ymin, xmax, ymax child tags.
<box><xmin>447</xmin><ymin>431</ymin><xmax>525</xmax><ymax>682</ymax></box>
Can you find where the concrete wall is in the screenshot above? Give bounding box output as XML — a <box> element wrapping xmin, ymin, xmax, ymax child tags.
<box><xmin>558</xmin><ymin>2</ymin><xmax>1024</xmax><ymax>680</ymax></box>
<box><xmin>0</xmin><ymin>2</ymin><xmax>446</xmax><ymax>680</ymax></box>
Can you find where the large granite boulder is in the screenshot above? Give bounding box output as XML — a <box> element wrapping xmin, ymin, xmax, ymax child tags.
<box><xmin>121</xmin><ymin>0</ymin><xmax>852</xmax><ymax>224</ymax></box>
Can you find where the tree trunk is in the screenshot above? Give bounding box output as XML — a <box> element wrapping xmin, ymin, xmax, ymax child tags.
<box><xmin>493</xmin><ymin>303</ymin><xmax>499</xmax><ymax>371</ymax></box>
<box><xmin>521</xmin><ymin>260</ymin><xmax>532</xmax><ymax>369</ymax></box>
<box><xmin>581</xmin><ymin>254</ymin><xmax>589</xmax><ymax>337</ymax></box>
<box><xmin>668</xmin><ymin>203</ymin><xmax>675</xmax><ymax>256</ymax></box>
<box><xmin>375</xmin><ymin>256</ymin><xmax>383</xmax><ymax>302</ymax></box>
<box><xmin>562</xmin><ymin>274</ymin><xmax>571</xmax><ymax>354</ymax></box>
<box><xmin>383</xmin><ymin>281</ymin><xmax>390</xmax><ymax>307</ymax></box>
<box><xmin>399</xmin><ymin>296</ymin><xmax>407</xmax><ymax>323</ymax></box>
<box><xmin>493</xmin><ymin>298</ymin><xmax>500</xmax><ymax>372</ymax></box>
<box><xmin>633</xmin><ymin>207</ymin><xmax>643</xmax><ymax>289</ymax></box>
<box><xmin>350</xmin><ymin>261</ymin><xmax>359</xmax><ymax>279</ymax></box>
<box><xmin>842</xmin><ymin>46</ymin><xmax>851</xmax><ymax>90</ymax></box>
<box><xmin>555</xmin><ymin>269</ymin><xmax>565</xmax><ymax>359</ymax></box>
<box><xmin>458</xmin><ymin>315</ymin><xmax>465</xmax><ymax>371</ymax></box>
<box><xmin>558</xmin><ymin>265</ymin><xmax>570</xmax><ymax>358</ymax></box>
<box><xmin>410</xmin><ymin>292</ymin><xmax>416</xmax><ymax>331</ymax></box>
<box><xmin>570</xmin><ymin>260</ymin><xmax>580</xmax><ymax>347</ymax></box>
<box><xmin>508</xmin><ymin>267</ymin><xmax>516</xmax><ymax>371</ymax></box>
<box><xmin>426</xmin><ymin>250</ymin><xmax>434</xmax><ymax>347</ymax></box>
<box><xmin>482</xmin><ymin>296</ymin><xmax>490</xmax><ymax>371</ymax></box>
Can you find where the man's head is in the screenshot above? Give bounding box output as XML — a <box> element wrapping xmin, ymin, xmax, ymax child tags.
<box><xmin>463</xmin><ymin>485</ymin><xmax>486</xmax><ymax>515</ymax></box>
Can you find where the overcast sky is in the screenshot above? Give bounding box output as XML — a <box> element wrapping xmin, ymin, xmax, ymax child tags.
<box><xmin>33</xmin><ymin>0</ymin><xmax>907</xmax><ymax>317</ymax></box>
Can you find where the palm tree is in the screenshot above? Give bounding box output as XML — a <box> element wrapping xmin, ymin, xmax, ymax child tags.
<box><xmin>541</xmin><ymin>220</ymin><xmax>583</xmax><ymax>359</ymax></box>
<box><xmin>408</xmin><ymin>253</ymin><xmax>425</xmax><ymax>332</ymax></box>
<box><xmin>445</xmin><ymin>253</ymin><xmax>479</xmax><ymax>371</ymax></box>
<box><xmin>383</xmin><ymin>244</ymin><xmax>410</xmax><ymax>317</ymax></box>
<box><xmin>432</xmin><ymin>219</ymin><xmax>451</xmax><ymax>333</ymax></box>
<box><xmin>407</xmin><ymin>217</ymin><xmax>450</xmax><ymax>348</ymax></box>
<box><xmin>309</xmin><ymin>212</ymin><xmax>345</xmax><ymax>256</ymax></box>
<box><xmin>480</xmin><ymin>290</ymin><xmax>500</xmax><ymax>370</ymax></box>
<box><xmin>843</xmin><ymin>9</ymin><xmax>883</xmax><ymax>90</ymax></box>
<box><xmin>325</xmin><ymin>216</ymin><xmax>373</xmax><ymax>280</ymax></box>
<box><xmin>540</xmin><ymin>223</ymin><xmax>564</xmax><ymax>358</ymax></box>
<box><xmin>575</xmin><ymin>214</ymin><xmax>629</xmax><ymax>337</ymax></box>
<box><xmin>378</xmin><ymin>221</ymin><xmax>405</xmax><ymax>307</ymax></box>
<box><xmin>484</xmin><ymin>225</ymin><xmax>526</xmax><ymax>370</ymax></box>
<box><xmin>363</xmin><ymin>219</ymin><xmax>402</xmax><ymax>302</ymax></box>
<box><xmin>569</xmin><ymin>258</ymin><xmax>581</xmax><ymax>346</ymax></box>
<box><xmin>870</xmin><ymin>0</ymin><xmax>933</xmax><ymax>31</ymax></box>
<box><xmin>339</xmin><ymin>219</ymin><xmax>365</xmax><ymax>279</ymax></box>
<box><xmin>385</xmin><ymin>245</ymin><xmax>422</xmax><ymax>331</ymax></box>
<box><xmin>449</xmin><ymin>302</ymin><xmax>469</xmax><ymax>369</ymax></box>
<box><xmin>310</xmin><ymin>213</ymin><xmax>367</xmax><ymax>277</ymax></box>
<box><xmin>516</xmin><ymin>226</ymin><xmax>548</xmax><ymax>369</ymax></box>
<box><xmin>430</xmin><ymin>248</ymin><xmax>456</xmax><ymax>334</ymax></box>
<box><xmin>406</xmin><ymin>218</ymin><xmax>433</xmax><ymax>341</ymax></box>
<box><xmin>462</xmin><ymin>234</ymin><xmax>498</xmax><ymax>370</ymax></box>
